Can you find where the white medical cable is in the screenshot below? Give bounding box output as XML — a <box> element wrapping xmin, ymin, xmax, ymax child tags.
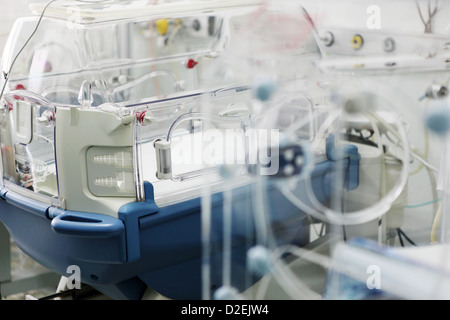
<box><xmin>279</xmin><ymin>244</ymin><xmax>332</xmax><ymax>269</ymax></box>
<box><xmin>311</xmin><ymin>108</ymin><xmax>342</xmax><ymax>151</ymax></box>
<box><xmin>431</xmin><ymin>202</ymin><xmax>442</xmax><ymax>243</ymax></box>
<box><xmin>375</xmin><ymin>111</ymin><xmax>439</xmax><ymax>173</ymax></box>
<box><xmin>268</xmin><ymin>252</ymin><xmax>322</xmax><ymax>300</ymax></box>
<box><xmin>367</xmin><ymin>112</ymin><xmax>387</xmax><ymax>197</ymax></box>
<box><xmin>254</xmin><ymin>273</ymin><xmax>272</xmax><ymax>300</ymax></box>
<box><xmin>410</xmin><ymin>149</ymin><xmax>439</xmax><ymax>173</ymax></box>
<box><xmin>366</xmin><ymin>112</ymin><xmax>387</xmax><ymax>244</ymax></box>
<box><xmin>201</xmin><ymin>188</ymin><xmax>212</xmax><ymax>300</ymax></box>
<box><xmin>384</xmin><ymin>125</ymin><xmax>439</xmax><ymax>217</ymax></box>
<box><xmin>222</xmin><ymin>188</ymin><xmax>233</xmax><ymax>288</ymax></box>
<box><xmin>112</xmin><ymin>70</ymin><xmax>181</xmax><ymax>95</ymax></box>
<box><xmin>410</xmin><ymin>100</ymin><xmax>431</xmax><ymax>176</ymax></box>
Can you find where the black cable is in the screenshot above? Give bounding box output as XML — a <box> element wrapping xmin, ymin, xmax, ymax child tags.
<box><xmin>39</xmin><ymin>289</ymin><xmax>77</xmax><ymax>300</ymax></box>
<box><xmin>342</xmin><ymin>133</ymin><xmax>379</xmax><ymax>149</ymax></box>
<box><xmin>398</xmin><ymin>228</ymin><xmax>417</xmax><ymax>246</ymax></box>
<box><xmin>397</xmin><ymin>228</ymin><xmax>405</xmax><ymax>247</ymax></box>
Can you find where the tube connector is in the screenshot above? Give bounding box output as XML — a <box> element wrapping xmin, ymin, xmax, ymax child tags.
<box><xmin>154</xmin><ymin>139</ymin><xmax>172</xmax><ymax>180</ymax></box>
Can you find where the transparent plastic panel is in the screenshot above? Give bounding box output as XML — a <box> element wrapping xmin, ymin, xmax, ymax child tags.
<box><xmin>1</xmin><ymin>1</ymin><xmax>258</xmax><ymax>109</ymax></box>
<box><xmin>0</xmin><ymin>0</ymin><xmax>44</xmax><ymax>54</ymax></box>
<box><xmin>0</xmin><ymin>89</ymin><xmax>59</xmax><ymax>205</ymax></box>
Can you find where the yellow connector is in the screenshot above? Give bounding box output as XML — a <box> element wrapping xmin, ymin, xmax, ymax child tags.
<box><xmin>156</xmin><ymin>19</ymin><xmax>169</xmax><ymax>36</ymax></box>
<box><xmin>351</xmin><ymin>34</ymin><xmax>364</xmax><ymax>50</ymax></box>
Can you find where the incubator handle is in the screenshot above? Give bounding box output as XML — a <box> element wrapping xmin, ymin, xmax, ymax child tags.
<box><xmin>51</xmin><ymin>211</ymin><xmax>124</xmax><ymax>238</ymax></box>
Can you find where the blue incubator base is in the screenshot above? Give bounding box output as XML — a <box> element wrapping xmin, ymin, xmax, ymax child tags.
<box><xmin>0</xmin><ymin>139</ymin><xmax>359</xmax><ymax>300</ymax></box>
